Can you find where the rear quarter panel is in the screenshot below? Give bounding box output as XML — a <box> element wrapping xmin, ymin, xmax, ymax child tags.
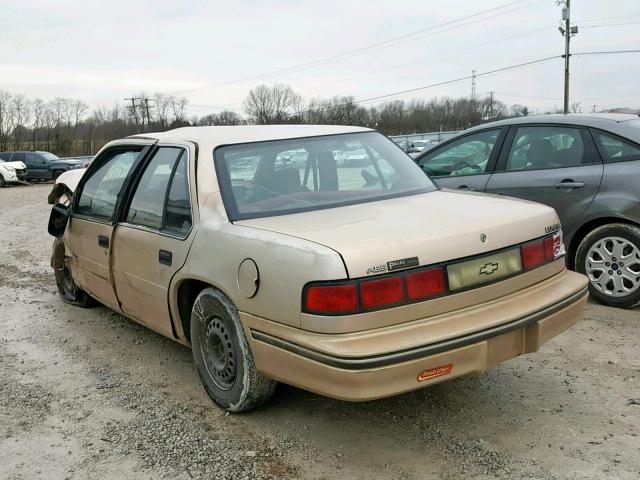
<box><xmin>170</xmin><ymin>193</ymin><xmax>348</xmax><ymax>330</ymax></box>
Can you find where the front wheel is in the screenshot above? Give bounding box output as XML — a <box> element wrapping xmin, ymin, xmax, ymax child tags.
<box><xmin>190</xmin><ymin>288</ymin><xmax>277</xmax><ymax>412</ymax></box>
<box><xmin>576</xmin><ymin>223</ymin><xmax>640</xmax><ymax>308</ymax></box>
<box><xmin>0</xmin><ymin>175</ymin><xmax>5</xmax><ymax>187</ymax></box>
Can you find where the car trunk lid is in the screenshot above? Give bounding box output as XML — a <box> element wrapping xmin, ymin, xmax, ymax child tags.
<box><xmin>237</xmin><ymin>189</ymin><xmax>560</xmax><ymax>279</ymax></box>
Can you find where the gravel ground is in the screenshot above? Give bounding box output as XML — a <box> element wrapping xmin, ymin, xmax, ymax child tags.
<box><xmin>0</xmin><ymin>183</ymin><xmax>638</xmax><ymax>480</ymax></box>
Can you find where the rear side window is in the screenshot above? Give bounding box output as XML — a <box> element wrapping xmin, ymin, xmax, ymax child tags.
<box><xmin>125</xmin><ymin>147</ymin><xmax>191</xmax><ymax>236</ymax></box>
<box><xmin>0</xmin><ymin>152</ymin><xmax>11</xmax><ymax>161</ymax></box>
<box><xmin>13</xmin><ymin>152</ymin><xmax>26</xmax><ymax>163</ymax></box>
<box><xmin>164</xmin><ymin>155</ymin><xmax>192</xmax><ymax>235</ymax></box>
<box><xmin>77</xmin><ymin>149</ymin><xmax>139</xmax><ymax>221</ymax></box>
<box><xmin>505</xmin><ymin>126</ymin><xmax>595</xmax><ymax>171</ymax></box>
<box><xmin>592</xmin><ymin>131</ymin><xmax>640</xmax><ymax>163</ymax></box>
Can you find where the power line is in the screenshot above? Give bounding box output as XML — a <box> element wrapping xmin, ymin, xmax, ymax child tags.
<box><xmin>170</xmin><ymin>0</ymin><xmax>539</xmax><ymax>95</ymax></box>
<box><xmin>573</xmin><ymin>49</ymin><xmax>640</xmax><ymax>56</ymax></box>
<box><xmin>302</xmin><ymin>55</ymin><xmax>562</xmax><ymax>112</ymax></box>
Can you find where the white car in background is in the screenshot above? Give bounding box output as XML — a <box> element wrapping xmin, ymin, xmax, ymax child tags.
<box><xmin>0</xmin><ymin>159</ymin><xmax>27</xmax><ymax>186</ymax></box>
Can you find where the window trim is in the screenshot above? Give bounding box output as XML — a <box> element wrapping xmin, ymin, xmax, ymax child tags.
<box><xmin>416</xmin><ymin>127</ymin><xmax>507</xmax><ymax>179</ymax></box>
<box><xmin>589</xmin><ymin>127</ymin><xmax>640</xmax><ymax>164</ymax></box>
<box><xmin>118</xmin><ymin>144</ymin><xmax>193</xmax><ymax>240</ymax></box>
<box><xmin>213</xmin><ymin>131</ymin><xmax>437</xmax><ymax>222</ymax></box>
<box><xmin>493</xmin><ymin>123</ymin><xmax>602</xmax><ymax>173</ymax></box>
<box><xmin>71</xmin><ymin>144</ymin><xmax>152</xmax><ymax>225</ymax></box>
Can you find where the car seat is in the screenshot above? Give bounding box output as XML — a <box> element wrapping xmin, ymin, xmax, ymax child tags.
<box><xmin>526</xmin><ymin>138</ymin><xmax>554</xmax><ymax>169</ymax></box>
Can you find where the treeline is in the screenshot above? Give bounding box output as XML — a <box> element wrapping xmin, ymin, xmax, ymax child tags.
<box><xmin>0</xmin><ymin>84</ymin><xmax>529</xmax><ymax>156</ymax></box>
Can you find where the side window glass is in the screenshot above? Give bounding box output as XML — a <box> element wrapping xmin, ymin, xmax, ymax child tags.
<box><xmin>27</xmin><ymin>153</ymin><xmax>44</xmax><ymax>165</ymax></box>
<box><xmin>77</xmin><ymin>150</ymin><xmax>139</xmax><ymax>220</ymax></box>
<box><xmin>418</xmin><ymin>130</ymin><xmax>500</xmax><ymax>177</ymax></box>
<box><xmin>126</xmin><ymin>147</ymin><xmax>182</xmax><ymax>229</ymax></box>
<box><xmin>163</xmin><ymin>153</ymin><xmax>192</xmax><ymax>235</ymax></box>
<box><xmin>593</xmin><ymin>131</ymin><xmax>640</xmax><ymax>162</ymax></box>
<box><xmin>14</xmin><ymin>152</ymin><xmax>26</xmax><ymax>163</ymax></box>
<box><xmin>506</xmin><ymin>126</ymin><xmax>588</xmax><ymax>171</ymax></box>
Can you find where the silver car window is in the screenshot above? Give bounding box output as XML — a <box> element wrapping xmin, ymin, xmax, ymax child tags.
<box><xmin>418</xmin><ymin>130</ymin><xmax>500</xmax><ymax>178</ymax></box>
<box><xmin>506</xmin><ymin>126</ymin><xmax>589</xmax><ymax>171</ymax></box>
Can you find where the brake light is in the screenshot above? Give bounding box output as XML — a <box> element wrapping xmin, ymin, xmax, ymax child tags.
<box><xmin>521</xmin><ymin>239</ymin><xmax>545</xmax><ymax>269</ymax></box>
<box><xmin>304</xmin><ymin>284</ymin><xmax>358</xmax><ymax>314</ymax></box>
<box><xmin>544</xmin><ymin>236</ymin><xmax>555</xmax><ymax>261</ymax></box>
<box><xmin>522</xmin><ymin>231</ymin><xmax>565</xmax><ymax>270</ymax></box>
<box><xmin>406</xmin><ymin>267</ymin><xmax>446</xmax><ymax>300</ymax></box>
<box><xmin>360</xmin><ymin>276</ymin><xmax>404</xmax><ymax>310</ymax></box>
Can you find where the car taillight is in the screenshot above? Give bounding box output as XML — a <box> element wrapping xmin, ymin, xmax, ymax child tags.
<box><xmin>360</xmin><ymin>276</ymin><xmax>404</xmax><ymax>310</ymax></box>
<box><xmin>522</xmin><ymin>230</ymin><xmax>565</xmax><ymax>270</ymax></box>
<box><xmin>406</xmin><ymin>267</ymin><xmax>446</xmax><ymax>301</ymax></box>
<box><xmin>304</xmin><ymin>284</ymin><xmax>358</xmax><ymax>314</ymax></box>
<box><xmin>521</xmin><ymin>239</ymin><xmax>546</xmax><ymax>269</ymax></box>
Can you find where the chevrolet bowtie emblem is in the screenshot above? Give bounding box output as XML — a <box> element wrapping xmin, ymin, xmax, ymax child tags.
<box><xmin>479</xmin><ymin>262</ymin><xmax>499</xmax><ymax>275</ymax></box>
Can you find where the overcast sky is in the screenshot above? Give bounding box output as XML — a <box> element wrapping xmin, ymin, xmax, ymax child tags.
<box><xmin>1</xmin><ymin>0</ymin><xmax>639</xmax><ymax>117</ymax></box>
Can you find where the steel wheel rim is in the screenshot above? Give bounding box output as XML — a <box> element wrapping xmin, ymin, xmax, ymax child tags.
<box><xmin>585</xmin><ymin>236</ymin><xmax>640</xmax><ymax>297</ymax></box>
<box><xmin>201</xmin><ymin>316</ymin><xmax>236</xmax><ymax>391</ymax></box>
<box><xmin>61</xmin><ymin>261</ymin><xmax>76</xmax><ymax>297</ymax></box>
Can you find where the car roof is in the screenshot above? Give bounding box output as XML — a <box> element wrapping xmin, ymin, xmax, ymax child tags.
<box><xmin>128</xmin><ymin>125</ymin><xmax>373</xmax><ymax>147</ymax></box>
<box><xmin>465</xmin><ymin>113</ymin><xmax>640</xmax><ymax>142</ymax></box>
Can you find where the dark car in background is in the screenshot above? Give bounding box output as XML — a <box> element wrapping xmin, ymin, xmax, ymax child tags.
<box><xmin>415</xmin><ymin>113</ymin><xmax>640</xmax><ymax>308</ymax></box>
<box><xmin>0</xmin><ymin>151</ymin><xmax>84</xmax><ymax>180</ymax></box>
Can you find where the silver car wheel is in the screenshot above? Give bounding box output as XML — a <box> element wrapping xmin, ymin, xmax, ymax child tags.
<box><xmin>585</xmin><ymin>236</ymin><xmax>640</xmax><ymax>297</ymax></box>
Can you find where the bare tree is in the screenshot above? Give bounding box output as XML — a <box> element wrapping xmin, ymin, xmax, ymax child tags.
<box><xmin>9</xmin><ymin>94</ymin><xmax>31</xmax><ymax>149</ymax></box>
<box><xmin>0</xmin><ymin>90</ymin><xmax>12</xmax><ymax>150</ymax></box>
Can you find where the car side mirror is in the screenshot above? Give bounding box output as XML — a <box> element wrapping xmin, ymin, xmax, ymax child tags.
<box><xmin>48</xmin><ymin>203</ymin><xmax>71</xmax><ymax>237</ymax></box>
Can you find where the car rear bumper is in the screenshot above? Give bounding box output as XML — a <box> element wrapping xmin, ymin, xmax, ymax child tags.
<box><xmin>242</xmin><ymin>269</ymin><xmax>588</xmax><ymax>401</ymax></box>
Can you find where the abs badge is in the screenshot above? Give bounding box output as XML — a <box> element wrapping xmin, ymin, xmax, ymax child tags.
<box><xmin>417</xmin><ymin>363</ymin><xmax>453</xmax><ymax>382</ymax></box>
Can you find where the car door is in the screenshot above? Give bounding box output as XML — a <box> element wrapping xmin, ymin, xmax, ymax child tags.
<box><xmin>29</xmin><ymin>153</ymin><xmax>52</xmax><ymax>179</ymax></box>
<box><xmin>416</xmin><ymin>128</ymin><xmax>507</xmax><ymax>192</ymax></box>
<box><xmin>111</xmin><ymin>145</ymin><xmax>195</xmax><ymax>337</ymax></box>
<box><xmin>485</xmin><ymin>124</ymin><xmax>603</xmax><ymax>233</ymax></box>
<box><xmin>65</xmin><ymin>145</ymin><xmax>149</xmax><ymax>311</ymax></box>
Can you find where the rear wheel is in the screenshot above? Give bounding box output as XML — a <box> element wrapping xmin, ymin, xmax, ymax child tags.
<box><xmin>190</xmin><ymin>288</ymin><xmax>276</xmax><ymax>412</ymax></box>
<box><xmin>576</xmin><ymin>223</ymin><xmax>640</xmax><ymax>308</ymax></box>
<box><xmin>0</xmin><ymin>175</ymin><xmax>5</xmax><ymax>187</ymax></box>
<box><xmin>53</xmin><ymin>240</ymin><xmax>96</xmax><ymax>308</ymax></box>
<box><xmin>52</xmin><ymin>170</ymin><xmax>64</xmax><ymax>180</ymax></box>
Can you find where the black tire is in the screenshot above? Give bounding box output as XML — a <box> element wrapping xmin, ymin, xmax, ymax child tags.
<box><xmin>53</xmin><ymin>241</ymin><xmax>97</xmax><ymax>308</ymax></box>
<box><xmin>190</xmin><ymin>288</ymin><xmax>276</xmax><ymax>412</ymax></box>
<box><xmin>52</xmin><ymin>170</ymin><xmax>64</xmax><ymax>180</ymax></box>
<box><xmin>575</xmin><ymin>223</ymin><xmax>640</xmax><ymax>308</ymax></box>
<box><xmin>0</xmin><ymin>175</ymin><xmax>5</xmax><ymax>187</ymax></box>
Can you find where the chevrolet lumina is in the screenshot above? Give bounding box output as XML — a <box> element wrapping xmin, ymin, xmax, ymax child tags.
<box><xmin>48</xmin><ymin>125</ymin><xmax>588</xmax><ymax>412</ymax></box>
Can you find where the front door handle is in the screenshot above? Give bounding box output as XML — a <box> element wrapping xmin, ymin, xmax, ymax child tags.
<box><xmin>554</xmin><ymin>179</ymin><xmax>585</xmax><ymax>189</ymax></box>
<box><xmin>98</xmin><ymin>235</ymin><xmax>109</xmax><ymax>248</ymax></box>
<box><xmin>159</xmin><ymin>250</ymin><xmax>173</xmax><ymax>266</ymax></box>
<box><xmin>457</xmin><ymin>185</ymin><xmax>477</xmax><ymax>191</ymax></box>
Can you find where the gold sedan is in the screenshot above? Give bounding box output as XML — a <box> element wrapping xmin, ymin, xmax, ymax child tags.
<box><xmin>48</xmin><ymin>125</ymin><xmax>588</xmax><ymax>412</ymax></box>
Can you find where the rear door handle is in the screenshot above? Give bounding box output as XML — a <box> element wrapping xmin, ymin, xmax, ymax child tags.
<box><xmin>98</xmin><ymin>235</ymin><xmax>109</xmax><ymax>248</ymax></box>
<box><xmin>457</xmin><ymin>185</ymin><xmax>477</xmax><ymax>191</ymax></box>
<box><xmin>159</xmin><ymin>250</ymin><xmax>173</xmax><ymax>266</ymax></box>
<box><xmin>554</xmin><ymin>180</ymin><xmax>585</xmax><ymax>189</ymax></box>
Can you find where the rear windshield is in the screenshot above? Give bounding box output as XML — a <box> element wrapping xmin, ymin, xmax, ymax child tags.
<box><xmin>214</xmin><ymin>131</ymin><xmax>436</xmax><ymax>220</ymax></box>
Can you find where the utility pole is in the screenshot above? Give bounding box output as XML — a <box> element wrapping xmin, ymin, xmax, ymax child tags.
<box><xmin>471</xmin><ymin>70</ymin><xmax>477</xmax><ymax>103</ymax></box>
<box><xmin>125</xmin><ymin>97</ymin><xmax>140</xmax><ymax>128</ymax></box>
<box><xmin>487</xmin><ymin>91</ymin><xmax>495</xmax><ymax>118</ymax></box>
<box><xmin>558</xmin><ymin>0</ymin><xmax>578</xmax><ymax>114</ymax></box>
<box><xmin>144</xmin><ymin>98</ymin><xmax>152</xmax><ymax>127</ymax></box>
